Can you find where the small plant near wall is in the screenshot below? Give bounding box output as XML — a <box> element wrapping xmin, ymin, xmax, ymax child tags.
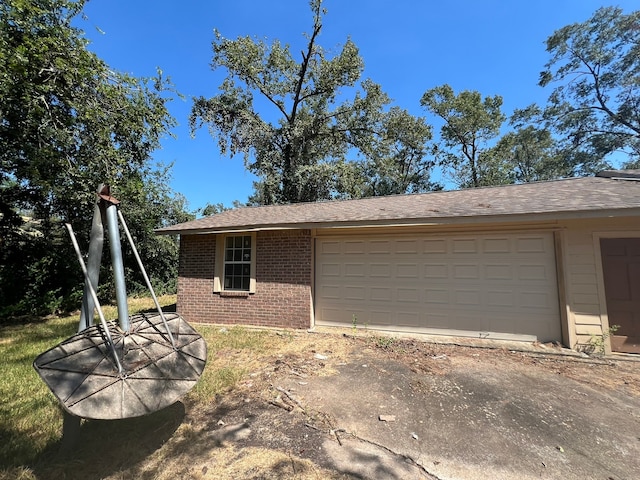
<box><xmin>588</xmin><ymin>325</ymin><xmax>620</xmax><ymax>355</ymax></box>
<box><xmin>372</xmin><ymin>335</ymin><xmax>398</xmax><ymax>350</ymax></box>
<box><xmin>350</xmin><ymin>313</ymin><xmax>369</xmax><ymax>333</ymax></box>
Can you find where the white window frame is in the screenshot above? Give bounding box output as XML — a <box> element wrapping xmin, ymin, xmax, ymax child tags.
<box><xmin>214</xmin><ymin>232</ymin><xmax>256</xmax><ymax>294</ymax></box>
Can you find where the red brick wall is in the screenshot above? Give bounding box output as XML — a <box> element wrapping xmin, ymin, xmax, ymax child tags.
<box><xmin>177</xmin><ymin>230</ymin><xmax>312</xmax><ymax>329</ymax></box>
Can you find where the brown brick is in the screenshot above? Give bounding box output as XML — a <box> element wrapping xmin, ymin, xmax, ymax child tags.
<box><xmin>177</xmin><ymin>230</ymin><xmax>312</xmax><ymax>329</ymax></box>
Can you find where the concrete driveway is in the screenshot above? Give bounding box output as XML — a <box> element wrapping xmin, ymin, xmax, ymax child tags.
<box><xmin>274</xmin><ymin>342</ymin><xmax>640</xmax><ymax>480</ymax></box>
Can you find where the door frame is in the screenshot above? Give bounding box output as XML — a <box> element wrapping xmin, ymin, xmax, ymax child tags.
<box><xmin>593</xmin><ymin>232</ymin><xmax>640</xmax><ymax>355</ymax></box>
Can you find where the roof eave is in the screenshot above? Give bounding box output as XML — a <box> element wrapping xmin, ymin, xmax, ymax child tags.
<box><xmin>155</xmin><ymin>206</ymin><xmax>640</xmax><ymax>236</ymax></box>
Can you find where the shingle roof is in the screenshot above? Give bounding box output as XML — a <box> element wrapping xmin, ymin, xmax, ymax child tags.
<box><xmin>156</xmin><ymin>175</ymin><xmax>640</xmax><ymax>235</ymax></box>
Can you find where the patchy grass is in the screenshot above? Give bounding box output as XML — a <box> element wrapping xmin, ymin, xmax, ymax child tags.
<box><xmin>5</xmin><ymin>303</ymin><xmax>639</xmax><ymax>480</ymax></box>
<box><xmin>0</xmin><ymin>297</ymin><xmax>357</xmax><ymax>479</ymax></box>
<box><xmin>0</xmin><ymin>314</ymin><xmax>75</xmax><ymax>470</ymax></box>
<box><xmin>188</xmin><ymin>325</ymin><xmax>273</xmax><ymax>402</ymax></box>
<box><xmin>0</xmin><ymin>296</ymin><xmax>178</xmax><ymax>473</ymax></box>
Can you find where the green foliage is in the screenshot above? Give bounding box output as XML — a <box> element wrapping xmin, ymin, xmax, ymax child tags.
<box><xmin>0</xmin><ymin>297</ymin><xmax>177</xmax><ymax>470</ymax></box>
<box><xmin>191</xmin><ymin>0</ymin><xmax>434</xmax><ymax>204</ymax></box>
<box><xmin>0</xmin><ymin>0</ymin><xmax>188</xmax><ymax>315</ymax></box>
<box><xmin>116</xmin><ymin>166</ymin><xmax>194</xmax><ymax>298</ymax></box>
<box><xmin>588</xmin><ymin>325</ymin><xmax>619</xmax><ymax>355</ymax></box>
<box><xmin>198</xmin><ymin>199</ymin><xmax>244</xmax><ymax>217</ymax></box>
<box><xmin>421</xmin><ymin>84</ymin><xmax>506</xmax><ymax>188</ymax></box>
<box><xmin>491</xmin><ymin>127</ymin><xmax>567</xmax><ymax>183</ymax></box>
<box><xmin>0</xmin><ymin>313</ymin><xmax>75</xmax><ymax>468</ymax></box>
<box><xmin>357</xmin><ymin>107</ymin><xmax>439</xmax><ymax>195</ymax></box>
<box><xmin>371</xmin><ymin>335</ymin><xmax>398</xmax><ymax>350</ymax></box>
<box><xmin>539</xmin><ymin>6</ymin><xmax>640</xmax><ymax>168</ymax></box>
<box><xmin>483</xmin><ymin>105</ymin><xmax>571</xmax><ymax>183</ymax></box>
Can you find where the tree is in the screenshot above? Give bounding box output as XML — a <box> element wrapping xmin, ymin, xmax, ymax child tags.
<box><xmin>539</xmin><ymin>6</ymin><xmax>640</xmax><ymax>169</ymax></box>
<box><xmin>488</xmin><ymin>127</ymin><xmax>565</xmax><ymax>183</ymax></box>
<box><xmin>483</xmin><ymin>105</ymin><xmax>569</xmax><ymax>183</ymax></box>
<box><xmin>356</xmin><ymin>107</ymin><xmax>438</xmax><ymax>196</ymax></box>
<box><xmin>421</xmin><ymin>84</ymin><xmax>506</xmax><ymax>188</ymax></box>
<box><xmin>191</xmin><ymin>0</ymin><xmax>434</xmax><ymax>205</ymax></box>
<box><xmin>198</xmin><ymin>200</ymin><xmax>244</xmax><ymax>217</ymax></box>
<box><xmin>0</xmin><ymin>0</ymin><xmax>184</xmax><ymax>315</ymax></box>
<box><xmin>114</xmin><ymin>165</ymin><xmax>194</xmax><ymax>296</ymax></box>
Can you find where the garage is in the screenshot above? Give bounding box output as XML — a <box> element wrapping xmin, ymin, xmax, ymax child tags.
<box><xmin>315</xmin><ymin>232</ymin><xmax>562</xmax><ymax>342</ymax></box>
<box><xmin>162</xmin><ymin>172</ymin><xmax>640</xmax><ymax>352</ymax></box>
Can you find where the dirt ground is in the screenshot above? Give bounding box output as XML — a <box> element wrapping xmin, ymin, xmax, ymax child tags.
<box><xmin>30</xmin><ymin>331</ymin><xmax>640</xmax><ymax>480</ymax></box>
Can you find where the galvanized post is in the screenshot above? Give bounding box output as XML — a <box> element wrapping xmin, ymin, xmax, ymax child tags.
<box><xmin>78</xmin><ymin>189</ymin><xmax>106</xmax><ymax>332</ymax></box>
<box><xmin>105</xmin><ymin>201</ymin><xmax>129</xmax><ymax>332</ymax></box>
<box><xmin>118</xmin><ymin>209</ymin><xmax>176</xmax><ymax>348</ymax></box>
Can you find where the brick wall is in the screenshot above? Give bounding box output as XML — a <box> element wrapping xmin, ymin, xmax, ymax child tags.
<box><xmin>177</xmin><ymin>230</ymin><xmax>312</xmax><ymax>329</ymax></box>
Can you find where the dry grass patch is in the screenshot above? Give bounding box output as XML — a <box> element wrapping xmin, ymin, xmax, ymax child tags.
<box><xmin>0</xmin><ymin>296</ymin><xmax>178</xmax><ymax>471</ymax></box>
<box><xmin>0</xmin><ymin>298</ymin><xmax>363</xmax><ymax>479</ymax></box>
<box><xmin>5</xmin><ymin>303</ymin><xmax>639</xmax><ymax>480</ymax></box>
<box><xmin>188</xmin><ymin>445</ymin><xmax>349</xmax><ymax>480</ymax></box>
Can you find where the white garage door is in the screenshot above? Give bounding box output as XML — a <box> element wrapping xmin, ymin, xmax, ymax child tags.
<box><xmin>315</xmin><ymin>232</ymin><xmax>561</xmax><ymax>342</ymax></box>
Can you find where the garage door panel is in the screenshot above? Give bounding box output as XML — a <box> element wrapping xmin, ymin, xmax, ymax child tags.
<box><xmin>320</xmin><ymin>241</ymin><xmax>341</xmax><ymax>254</ymax></box>
<box><xmin>424</xmin><ymin>263</ymin><xmax>448</xmax><ymax>278</ymax></box>
<box><xmin>453</xmin><ymin>238</ymin><xmax>478</xmax><ymax>253</ymax></box>
<box><xmin>396</xmin><ymin>264</ymin><xmax>419</xmax><ymax>278</ymax></box>
<box><xmin>396</xmin><ymin>239</ymin><xmax>419</xmax><ymax>253</ymax></box>
<box><xmin>424</xmin><ymin>312</ymin><xmax>452</xmax><ymax>328</ymax></box>
<box><xmin>319</xmin><ymin>285</ymin><xmax>341</xmax><ymax>299</ymax></box>
<box><xmin>519</xmin><ymin>291</ymin><xmax>555</xmax><ymax>309</ymax></box>
<box><xmin>369</xmin><ymin>240</ymin><xmax>391</xmax><ymax>253</ymax></box>
<box><xmin>393</xmin><ymin>311</ymin><xmax>420</xmax><ymax>327</ymax></box>
<box><xmin>370</xmin><ymin>263</ymin><xmax>391</xmax><ymax>277</ymax></box>
<box><xmin>483</xmin><ymin>238</ymin><xmax>511</xmax><ymax>253</ymax></box>
<box><xmin>453</xmin><ymin>264</ymin><xmax>480</xmax><ymax>279</ymax></box>
<box><xmin>370</xmin><ymin>286</ymin><xmax>392</xmax><ymax>301</ymax></box>
<box><xmin>343</xmin><ymin>241</ymin><xmax>365</xmax><ymax>254</ymax></box>
<box><xmin>517</xmin><ymin>236</ymin><xmax>547</xmax><ymax>253</ymax></box>
<box><xmin>517</xmin><ymin>264</ymin><xmax>550</xmax><ymax>281</ymax></box>
<box><xmin>321</xmin><ymin>263</ymin><xmax>341</xmax><ymax>276</ymax></box>
<box><xmin>343</xmin><ymin>286</ymin><xmax>366</xmax><ymax>300</ymax></box>
<box><xmin>316</xmin><ymin>233</ymin><xmax>561</xmax><ymax>342</ymax></box>
<box><xmin>485</xmin><ymin>264</ymin><xmax>513</xmax><ymax>280</ymax></box>
<box><xmin>370</xmin><ymin>311</ymin><xmax>393</xmax><ymax>323</ymax></box>
<box><xmin>454</xmin><ymin>289</ymin><xmax>482</xmax><ymax>306</ymax></box>
<box><xmin>486</xmin><ymin>290</ymin><xmax>516</xmax><ymax>307</ymax></box>
<box><xmin>397</xmin><ymin>288</ymin><xmax>420</xmax><ymax>302</ymax></box>
<box><xmin>344</xmin><ymin>263</ymin><xmax>365</xmax><ymax>276</ymax></box>
<box><xmin>319</xmin><ymin>307</ymin><xmax>346</xmax><ymax>323</ymax></box>
<box><xmin>426</xmin><ymin>288</ymin><xmax>449</xmax><ymax>304</ymax></box>
<box><xmin>424</xmin><ymin>239</ymin><xmax>447</xmax><ymax>253</ymax></box>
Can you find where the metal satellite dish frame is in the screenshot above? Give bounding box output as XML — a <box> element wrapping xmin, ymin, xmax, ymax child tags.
<box><xmin>33</xmin><ymin>185</ymin><xmax>207</xmax><ymax>429</ymax></box>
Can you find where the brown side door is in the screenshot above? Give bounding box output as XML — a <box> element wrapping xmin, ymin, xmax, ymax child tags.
<box><xmin>600</xmin><ymin>238</ymin><xmax>640</xmax><ymax>354</ymax></box>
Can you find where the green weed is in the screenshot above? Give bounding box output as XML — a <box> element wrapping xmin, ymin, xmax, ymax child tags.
<box><xmin>588</xmin><ymin>324</ymin><xmax>620</xmax><ymax>355</ymax></box>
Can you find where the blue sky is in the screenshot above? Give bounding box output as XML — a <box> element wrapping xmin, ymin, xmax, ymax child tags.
<box><xmin>79</xmin><ymin>0</ymin><xmax>638</xmax><ymax>212</ymax></box>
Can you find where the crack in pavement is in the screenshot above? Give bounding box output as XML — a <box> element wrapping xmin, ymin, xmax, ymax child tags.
<box><xmin>335</xmin><ymin>427</ymin><xmax>443</xmax><ymax>480</ymax></box>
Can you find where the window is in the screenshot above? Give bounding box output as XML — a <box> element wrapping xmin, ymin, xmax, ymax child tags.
<box><xmin>214</xmin><ymin>233</ymin><xmax>256</xmax><ymax>294</ymax></box>
<box><xmin>224</xmin><ymin>235</ymin><xmax>252</xmax><ymax>290</ymax></box>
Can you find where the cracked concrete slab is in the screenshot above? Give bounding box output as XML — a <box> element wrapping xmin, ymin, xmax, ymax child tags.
<box><xmin>280</xmin><ymin>353</ymin><xmax>640</xmax><ymax>480</ymax></box>
<box><xmin>321</xmin><ymin>435</ymin><xmax>432</xmax><ymax>479</ymax></box>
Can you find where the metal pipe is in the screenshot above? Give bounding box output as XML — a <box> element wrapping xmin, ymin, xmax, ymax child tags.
<box><xmin>105</xmin><ymin>202</ymin><xmax>129</xmax><ymax>332</ymax></box>
<box><xmin>65</xmin><ymin>223</ymin><xmax>124</xmax><ymax>374</ymax></box>
<box><xmin>117</xmin><ymin>210</ymin><xmax>176</xmax><ymax>347</ymax></box>
<box><xmin>78</xmin><ymin>199</ymin><xmax>105</xmax><ymax>332</ymax></box>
